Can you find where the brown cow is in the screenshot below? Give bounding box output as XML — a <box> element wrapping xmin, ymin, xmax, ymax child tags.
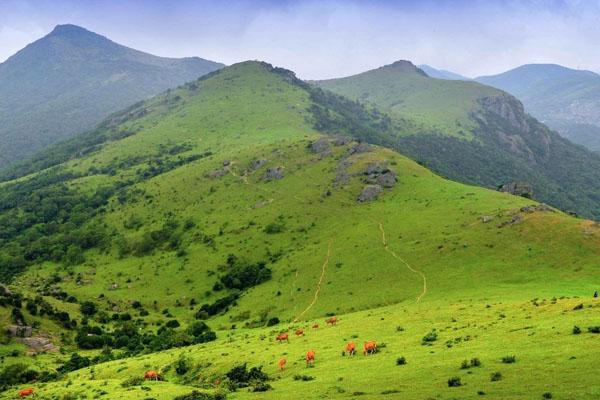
<box><xmin>345</xmin><ymin>341</ymin><xmax>356</xmax><ymax>356</ymax></box>
<box><xmin>278</xmin><ymin>358</ymin><xmax>287</xmax><ymax>371</ymax></box>
<box><xmin>312</xmin><ymin>323</ymin><xmax>319</xmax><ymax>329</ymax></box>
<box><xmin>363</xmin><ymin>341</ymin><xmax>377</xmax><ymax>356</ymax></box>
<box><xmin>144</xmin><ymin>370</ymin><xmax>159</xmax><ymax>381</ymax></box>
<box><xmin>326</xmin><ymin>316</ymin><xmax>337</xmax><ymax>326</ymax></box>
<box><xmin>276</xmin><ymin>332</ymin><xmax>289</xmax><ymax>343</ymax></box>
<box><xmin>19</xmin><ymin>388</ymin><xmax>35</xmax><ymax>397</ymax></box>
<box><xmin>295</xmin><ymin>328</ymin><xmax>304</xmax><ymax>336</ymax></box>
<box><xmin>306</xmin><ymin>350</ymin><xmax>315</xmax><ymax>366</ymax></box>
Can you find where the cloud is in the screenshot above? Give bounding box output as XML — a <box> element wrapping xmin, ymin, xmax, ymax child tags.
<box><xmin>1</xmin><ymin>0</ymin><xmax>599</xmax><ymax>78</ymax></box>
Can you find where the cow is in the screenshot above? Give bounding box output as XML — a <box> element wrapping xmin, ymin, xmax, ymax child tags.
<box><xmin>19</xmin><ymin>388</ymin><xmax>35</xmax><ymax>397</ymax></box>
<box><xmin>276</xmin><ymin>332</ymin><xmax>289</xmax><ymax>343</ymax></box>
<box><xmin>312</xmin><ymin>323</ymin><xmax>319</xmax><ymax>329</ymax></box>
<box><xmin>345</xmin><ymin>341</ymin><xmax>356</xmax><ymax>356</ymax></box>
<box><xmin>278</xmin><ymin>358</ymin><xmax>287</xmax><ymax>371</ymax></box>
<box><xmin>306</xmin><ymin>350</ymin><xmax>315</xmax><ymax>366</ymax></box>
<box><xmin>144</xmin><ymin>370</ymin><xmax>159</xmax><ymax>381</ymax></box>
<box><xmin>295</xmin><ymin>328</ymin><xmax>304</xmax><ymax>336</ymax></box>
<box><xmin>326</xmin><ymin>316</ymin><xmax>337</xmax><ymax>326</ymax></box>
<box><xmin>363</xmin><ymin>341</ymin><xmax>377</xmax><ymax>356</ymax></box>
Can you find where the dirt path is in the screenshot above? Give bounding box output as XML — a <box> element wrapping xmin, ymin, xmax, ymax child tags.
<box><xmin>292</xmin><ymin>239</ymin><xmax>333</xmax><ymax>323</ymax></box>
<box><xmin>378</xmin><ymin>222</ymin><xmax>427</xmax><ymax>302</ymax></box>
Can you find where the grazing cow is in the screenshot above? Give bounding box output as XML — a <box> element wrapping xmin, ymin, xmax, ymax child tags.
<box><xmin>295</xmin><ymin>328</ymin><xmax>304</xmax><ymax>336</ymax></box>
<box><xmin>363</xmin><ymin>341</ymin><xmax>377</xmax><ymax>356</ymax></box>
<box><xmin>326</xmin><ymin>316</ymin><xmax>337</xmax><ymax>326</ymax></box>
<box><xmin>306</xmin><ymin>350</ymin><xmax>315</xmax><ymax>366</ymax></box>
<box><xmin>312</xmin><ymin>323</ymin><xmax>319</xmax><ymax>329</ymax></box>
<box><xmin>144</xmin><ymin>370</ymin><xmax>159</xmax><ymax>381</ymax></box>
<box><xmin>19</xmin><ymin>388</ymin><xmax>35</xmax><ymax>397</ymax></box>
<box><xmin>345</xmin><ymin>341</ymin><xmax>356</xmax><ymax>356</ymax></box>
<box><xmin>276</xmin><ymin>332</ymin><xmax>289</xmax><ymax>343</ymax></box>
<box><xmin>278</xmin><ymin>358</ymin><xmax>287</xmax><ymax>371</ymax></box>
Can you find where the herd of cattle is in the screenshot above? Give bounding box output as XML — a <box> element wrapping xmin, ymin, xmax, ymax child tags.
<box><xmin>15</xmin><ymin>316</ymin><xmax>379</xmax><ymax>397</ymax></box>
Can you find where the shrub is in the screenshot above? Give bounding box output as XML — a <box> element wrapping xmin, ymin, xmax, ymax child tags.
<box><xmin>422</xmin><ymin>329</ymin><xmax>438</xmax><ymax>345</ymax></box>
<box><xmin>173</xmin><ymin>391</ymin><xmax>226</xmax><ymax>400</ymax></box>
<box><xmin>588</xmin><ymin>326</ymin><xmax>600</xmax><ymax>333</ymax></box>
<box><xmin>226</xmin><ymin>363</ymin><xmax>269</xmax><ymax>391</ymax></box>
<box><xmin>57</xmin><ymin>353</ymin><xmax>91</xmax><ymax>373</ymax></box>
<box><xmin>266</xmin><ymin>317</ymin><xmax>280</xmax><ymax>327</ymax></box>
<box><xmin>187</xmin><ymin>321</ymin><xmax>217</xmax><ymax>344</ymax></box>
<box><xmin>542</xmin><ymin>392</ymin><xmax>553</xmax><ymax>399</ymax></box>
<box><xmin>80</xmin><ymin>301</ymin><xmax>98</xmax><ymax>316</ymax></box>
<box><xmin>175</xmin><ymin>356</ymin><xmax>191</xmax><ymax>375</ymax></box>
<box><xmin>447</xmin><ymin>376</ymin><xmax>462</xmax><ymax>387</ymax></box>
<box><xmin>293</xmin><ymin>374</ymin><xmax>315</xmax><ymax>381</ymax></box>
<box><xmin>264</xmin><ymin>222</ymin><xmax>285</xmax><ymax>234</ymax></box>
<box><xmin>573</xmin><ymin>303</ymin><xmax>584</xmax><ymax>310</ymax></box>
<box><xmin>120</xmin><ymin>376</ymin><xmax>144</xmax><ymax>387</ymax></box>
<box><xmin>0</xmin><ymin>363</ymin><xmax>39</xmax><ymax>390</ymax></box>
<box><xmin>166</xmin><ymin>320</ymin><xmax>181</xmax><ymax>328</ymax></box>
<box><xmin>501</xmin><ymin>355</ymin><xmax>516</xmax><ymax>364</ymax></box>
<box><xmin>218</xmin><ymin>261</ymin><xmax>271</xmax><ymax>291</ymax></box>
<box><xmin>252</xmin><ymin>381</ymin><xmax>272</xmax><ymax>392</ymax></box>
<box><xmin>573</xmin><ymin>325</ymin><xmax>582</xmax><ymax>334</ymax></box>
<box><xmin>396</xmin><ymin>356</ymin><xmax>407</xmax><ymax>365</ymax></box>
<box><xmin>490</xmin><ymin>372</ymin><xmax>502</xmax><ymax>381</ymax></box>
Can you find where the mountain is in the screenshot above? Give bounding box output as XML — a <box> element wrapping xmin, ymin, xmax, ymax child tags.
<box><xmin>476</xmin><ymin>64</ymin><xmax>600</xmax><ymax>151</ymax></box>
<box><xmin>315</xmin><ymin>60</ymin><xmax>600</xmax><ymax>220</ymax></box>
<box><xmin>0</xmin><ymin>61</ymin><xmax>598</xmax><ymax>399</ymax></box>
<box><xmin>418</xmin><ymin>64</ymin><xmax>470</xmax><ymax>80</ymax></box>
<box><xmin>0</xmin><ymin>24</ymin><xmax>224</xmax><ymax>168</ymax></box>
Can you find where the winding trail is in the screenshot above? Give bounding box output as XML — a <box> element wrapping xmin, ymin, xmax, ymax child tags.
<box><xmin>378</xmin><ymin>222</ymin><xmax>427</xmax><ymax>302</ymax></box>
<box><xmin>292</xmin><ymin>239</ymin><xmax>333</xmax><ymax>323</ymax></box>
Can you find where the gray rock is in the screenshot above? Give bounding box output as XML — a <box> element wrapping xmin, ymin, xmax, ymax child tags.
<box><xmin>222</xmin><ymin>160</ymin><xmax>231</xmax><ymax>167</ymax></box>
<box><xmin>481</xmin><ymin>216</ymin><xmax>493</xmax><ymax>223</ymax></box>
<box><xmin>249</xmin><ymin>159</ymin><xmax>267</xmax><ymax>170</ymax></box>
<box><xmin>363</xmin><ymin>163</ymin><xmax>397</xmax><ymax>188</ymax></box>
<box><xmin>264</xmin><ymin>167</ymin><xmax>284</xmax><ymax>181</ymax></box>
<box><xmin>499</xmin><ymin>182</ymin><xmax>533</xmax><ymax>199</ymax></box>
<box><xmin>6</xmin><ymin>325</ymin><xmax>32</xmax><ymax>338</ymax></box>
<box><xmin>332</xmin><ymin>136</ymin><xmax>351</xmax><ymax>146</ymax></box>
<box><xmin>348</xmin><ymin>142</ymin><xmax>371</xmax><ymax>155</ymax></box>
<box><xmin>20</xmin><ymin>336</ymin><xmax>58</xmax><ymax>354</ymax></box>
<box><xmin>357</xmin><ymin>185</ymin><xmax>383</xmax><ymax>202</ymax></box>
<box><xmin>308</xmin><ymin>138</ymin><xmax>331</xmax><ymax>155</ymax></box>
<box><xmin>206</xmin><ymin>168</ymin><xmax>227</xmax><ymax>179</ymax></box>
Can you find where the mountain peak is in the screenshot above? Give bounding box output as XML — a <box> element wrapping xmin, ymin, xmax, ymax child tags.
<box><xmin>48</xmin><ymin>24</ymin><xmax>95</xmax><ymax>37</ymax></box>
<box><xmin>382</xmin><ymin>60</ymin><xmax>427</xmax><ymax>76</ymax></box>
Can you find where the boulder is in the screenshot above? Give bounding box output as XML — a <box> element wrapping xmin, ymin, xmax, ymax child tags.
<box><xmin>499</xmin><ymin>182</ymin><xmax>533</xmax><ymax>199</ymax></box>
<box><xmin>249</xmin><ymin>159</ymin><xmax>267</xmax><ymax>170</ymax></box>
<box><xmin>6</xmin><ymin>325</ymin><xmax>32</xmax><ymax>338</ymax></box>
<box><xmin>363</xmin><ymin>163</ymin><xmax>397</xmax><ymax>188</ymax></box>
<box><xmin>481</xmin><ymin>216</ymin><xmax>493</xmax><ymax>223</ymax></box>
<box><xmin>264</xmin><ymin>167</ymin><xmax>284</xmax><ymax>181</ymax></box>
<box><xmin>357</xmin><ymin>185</ymin><xmax>383</xmax><ymax>202</ymax></box>
<box><xmin>308</xmin><ymin>138</ymin><xmax>331</xmax><ymax>155</ymax></box>
<box><xmin>348</xmin><ymin>142</ymin><xmax>371</xmax><ymax>155</ymax></box>
<box><xmin>206</xmin><ymin>168</ymin><xmax>227</xmax><ymax>179</ymax></box>
<box><xmin>332</xmin><ymin>136</ymin><xmax>351</xmax><ymax>146</ymax></box>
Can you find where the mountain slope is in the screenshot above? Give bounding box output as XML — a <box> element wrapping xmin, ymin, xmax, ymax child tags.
<box><xmin>476</xmin><ymin>64</ymin><xmax>600</xmax><ymax>151</ymax></box>
<box><xmin>0</xmin><ymin>61</ymin><xmax>599</xmax><ymax>399</ymax></box>
<box><xmin>315</xmin><ymin>61</ymin><xmax>600</xmax><ymax>219</ymax></box>
<box><xmin>419</xmin><ymin>64</ymin><xmax>471</xmax><ymax>80</ymax></box>
<box><xmin>0</xmin><ymin>24</ymin><xmax>223</xmax><ymax>168</ymax></box>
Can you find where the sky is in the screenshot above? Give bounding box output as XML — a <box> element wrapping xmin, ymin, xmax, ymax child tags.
<box><xmin>1</xmin><ymin>0</ymin><xmax>600</xmax><ymax>79</ymax></box>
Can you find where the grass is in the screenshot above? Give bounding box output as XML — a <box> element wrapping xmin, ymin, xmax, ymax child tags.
<box><xmin>1</xmin><ymin>61</ymin><xmax>600</xmax><ymax>399</ymax></box>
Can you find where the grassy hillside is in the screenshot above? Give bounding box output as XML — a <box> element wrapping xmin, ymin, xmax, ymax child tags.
<box><xmin>1</xmin><ymin>61</ymin><xmax>599</xmax><ymax>399</ymax></box>
<box><xmin>0</xmin><ymin>24</ymin><xmax>223</xmax><ymax>169</ymax></box>
<box><xmin>476</xmin><ymin>64</ymin><xmax>600</xmax><ymax>151</ymax></box>
<box><xmin>418</xmin><ymin>64</ymin><xmax>471</xmax><ymax>81</ymax></box>
<box><xmin>315</xmin><ymin>61</ymin><xmax>600</xmax><ymax>220</ymax></box>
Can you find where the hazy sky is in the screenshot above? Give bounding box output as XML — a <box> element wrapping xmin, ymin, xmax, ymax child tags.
<box><xmin>1</xmin><ymin>0</ymin><xmax>600</xmax><ymax>79</ymax></box>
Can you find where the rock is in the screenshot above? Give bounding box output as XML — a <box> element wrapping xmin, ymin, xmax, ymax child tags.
<box><xmin>109</xmin><ymin>283</ymin><xmax>119</xmax><ymax>290</ymax></box>
<box><xmin>206</xmin><ymin>168</ymin><xmax>227</xmax><ymax>179</ymax></box>
<box><xmin>308</xmin><ymin>138</ymin><xmax>331</xmax><ymax>155</ymax></box>
<box><xmin>264</xmin><ymin>167</ymin><xmax>284</xmax><ymax>181</ymax></box>
<box><xmin>499</xmin><ymin>182</ymin><xmax>533</xmax><ymax>199</ymax></box>
<box><xmin>249</xmin><ymin>159</ymin><xmax>267</xmax><ymax>170</ymax></box>
<box><xmin>499</xmin><ymin>214</ymin><xmax>523</xmax><ymax>228</ymax></box>
<box><xmin>20</xmin><ymin>335</ymin><xmax>58</xmax><ymax>354</ymax></box>
<box><xmin>357</xmin><ymin>185</ymin><xmax>383</xmax><ymax>202</ymax></box>
<box><xmin>481</xmin><ymin>216</ymin><xmax>493</xmax><ymax>223</ymax></box>
<box><xmin>222</xmin><ymin>160</ymin><xmax>231</xmax><ymax>167</ymax></box>
<box><xmin>332</xmin><ymin>136</ymin><xmax>351</xmax><ymax>146</ymax></box>
<box><xmin>363</xmin><ymin>163</ymin><xmax>397</xmax><ymax>188</ymax></box>
<box><xmin>6</xmin><ymin>325</ymin><xmax>32</xmax><ymax>338</ymax></box>
<box><xmin>520</xmin><ymin>203</ymin><xmax>554</xmax><ymax>213</ymax></box>
<box><xmin>348</xmin><ymin>142</ymin><xmax>371</xmax><ymax>155</ymax></box>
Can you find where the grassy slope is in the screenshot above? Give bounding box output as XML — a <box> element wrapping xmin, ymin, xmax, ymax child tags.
<box><xmin>1</xmin><ymin>61</ymin><xmax>600</xmax><ymax>399</ymax></box>
<box><xmin>316</xmin><ymin>61</ymin><xmax>502</xmax><ymax>138</ymax></box>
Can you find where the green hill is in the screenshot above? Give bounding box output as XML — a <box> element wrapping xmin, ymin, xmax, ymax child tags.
<box><xmin>418</xmin><ymin>64</ymin><xmax>471</xmax><ymax>81</ymax></box>
<box><xmin>0</xmin><ymin>61</ymin><xmax>599</xmax><ymax>399</ymax></box>
<box><xmin>476</xmin><ymin>64</ymin><xmax>600</xmax><ymax>151</ymax></box>
<box><xmin>0</xmin><ymin>24</ymin><xmax>223</xmax><ymax>169</ymax></box>
<box><xmin>315</xmin><ymin>61</ymin><xmax>600</xmax><ymax>220</ymax></box>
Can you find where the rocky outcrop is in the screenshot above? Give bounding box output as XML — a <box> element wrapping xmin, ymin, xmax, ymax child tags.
<box><xmin>499</xmin><ymin>182</ymin><xmax>534</xmax><ymax>199</ymax></box>
<box><xmin>357</xmin><ymin>185</ymin><xmax>383</xmax><ymax>202</ymax></box>
<box><xmin>6</xmin><ymin>325</ymin><xmax>32</xmax><ymax>338</ymax></box>
<box><xmin>264</xmin><ymin>167</ymin><xmax>284</xmax><ymax>181</ymax></box>
<box><xmin>206</xmin><ymin>168</ymin><xmax>228</xmax><ymax>179</ymax></box>
<box><xmin>20</xmin><ymin>335</ymin><xmax>58</xmax><ymax>355</ymax></box>
<box><xmin>363</xmin><ymin>163</ymin><xmax>397</xmax><ymax>188</ymax></box>
<box><xmin>308</xmin><ymin>138</ymin><xmax>332</xmax><ymax>156</ymax></box>
<box><xmin>348</xmin><ymin>142</ymin><xmax>371</xmax><ymax>155</ymax></box>
<box><xmin>249</xmin><ymin>158</ymin><xmax>267</xmax><ymax>171</ymax></box>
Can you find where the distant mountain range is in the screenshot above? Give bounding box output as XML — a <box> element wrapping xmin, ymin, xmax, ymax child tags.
<box><xmin>418</xmin><ymin>64</ymin><xmax>470</xmax><ymax>80</ymax></box>
<box><xmin>315</xmin><ymin>61</ymin><xmax>600</xmax><ymax>219</ymax></box>
<box><xmin>0</xmin><ymin>24</ymin><xmax>224</xmax><ymax>168</ymax></box>
<box><xmin>475</xmin><ymin>64</ymin><xmax>600</xmax><ymax>151</ymax></box>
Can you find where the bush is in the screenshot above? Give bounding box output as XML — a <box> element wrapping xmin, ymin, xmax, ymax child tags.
<box><xmin>121</xmin><ymin>376</ymin><xmax>144</xmax><ymax>387</ymax></box>
<box><xmin>421</xmin><ymin>329</ymin><xmax>438</xmax><ymax>345</ymax></box>
<box><xmin>266</xmin><ymin>317</ymin><xmax>280</xmax><ymax>327</ymax></box>
<box><xmin>80</xmin><ymin>301</ymin><xmax>98</xmax><ymax>316</ymax></box>
<box><xmin>187</xmin><ymin>321</ymin><xmax>217</xmax><ymax>343</ymax></box>
<box><xmin>57</xmin><ymin>353</ymin><xmax>91</xmax><ymax>373</ymax></box>
<box><xmin>490</xmin><ymin>372</ymin><xmax>502</xmax><ymax>382</ymax></box>
<box><xmin>396</xmin><ymin>356</ymin><xmax>407</xmax><ymax>366</ymax></box>
<box><xmin>166</xmin><ymin>320</ymin><xmax>181</xmax><ymax>328</ymax></box>
<box><xmin>588</xmin><ymin>326</ymin><xmax>600</xmax><ymax>333</ymax></box>
<box><xmin>573</xmin><ymin>303</ymin><xmax>584</xmax><ymax>310</ymax></box>
<box><xmin>226</xmin><ymin>363</ymin><xmax>269</xmax><ymax>391</ymax></box>
<box><xmin>218</xmin><ymin>260</ymin><xmax>271</xmax><ymax>291</ymax></box>
<box><xmin>175</xmin><ymin>356</ymin><xmax>191</xmax><ymax>375</ymax></box>
<box><xmin>0</xmin><ymin>363</ymin><xmax>39</xmax><ymax>390</ymax></box>
<box><xmin>252</xmin><ymin>382</ymin><xmax>272</xmax><ymax>392</ymax></box>
<box><xmin>196</xmin><ymin>293</ymin><xmax>240</xmax><ymax>318</ymax></box>
<box><xmin>447</xmin><ymin>376</ymin><xmax>462</xmax><ymax>387</ymax></box>
<box><xmin>462</xmin><ymin>357</ymin><xmax>481</xmax><ymax>369</ymax></box>
<box><xmin>542</xmin><ymin>392</ymin><xmax>553</xmax><ymax>399</ymax></box>
<box><xmin>573</xmin><ymin>325</ymin><xmax>582</xmax><ymax>334</ymax></box>
<box><xmin>293</xmin><ymin>375</ymin><xmax>315</xmax><ymax>381</ymax></box>
<box><xmin>501</xmin><ymin>355</ymin><xmax>516</xmax><ymax>364</ymax></box>
<box><xmin>173</xmin><ymin>390</ymin><xmax>226</xmax><ymax>400</ymax></box>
